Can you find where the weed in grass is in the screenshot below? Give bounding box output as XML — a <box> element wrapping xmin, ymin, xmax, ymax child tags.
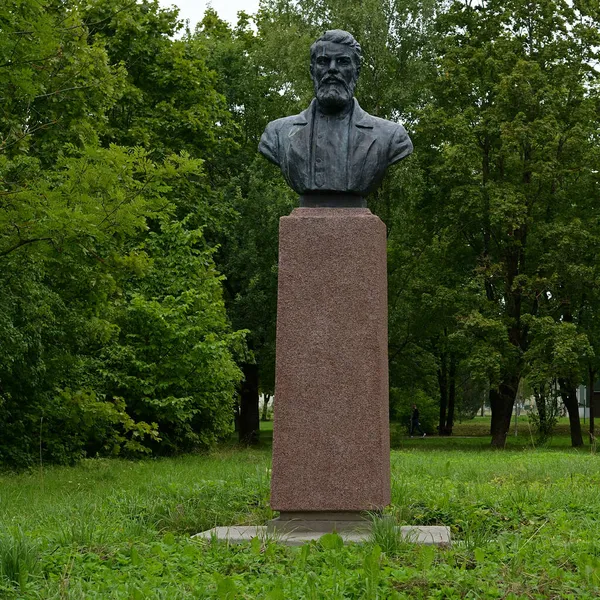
<box><xmin>319</xmin><ymin>531</ymin><xmax>344</xmax><ymax>551</ymax></box>
<box><xmin>56</xmin><ymin>507</ymin><xmax>110</xmax><ymax>547</ymax></box>
<box><xmin>304</xmin><ymin>571</ymin><xmax>319</xmax><ymax>600</ymax></box>
<box><xmin>578</xmin><ymin>553</ymin><xmax>600</xmax><ymax>587</ymax></box>
<box><xmin>121</xmin><ymin>516</ymin><xmax>149</xmax><ymax>539</ymax></box>
<box><xmin>368</xmin><ymin>515</ymin><xmax>410</xmax><ymax>557</ymax></box>
<box><xmin>456</xmin><ymin>518</ymin><xmax>495</xmax><ymax>552</ymax></box>
<box><xmin>0</xmin><ymin>527</ymin><xmax>41</xmax><ymax>591</ymax></box>
<box><xmin>256</xmin><ymin>525</ymin><xmax>285</xmax><ymax>547</ymax></box>
<box><xmin>389</xmin><ymin>477</ymin><xmax>412</xmax><ymax>517</ymax></box>
<box><xmin>214</xmin><ymin>572</ymin><xmax>238</xmax><ymax>599</ymax></box>
<box><xmin>451</xmin><ymin>518</ymin><xmax>496</xmax><ymax>569</ymax></box>
<box><xmin>417</xmin><ymin>544</ymin><xmax>435</xmax><ymax>572</ymax></box>
<box><xmin>264</xmin><ymin>576</ymin><xmax>285</xmax><ymax>599</ymax></box>
<box><xmin>295</xmin><ymin>541</ymin><xmax>311</xmax><ymax>569</ymax></box>
<box><xmin>362</xmin><ymin>544</ymin><xmax>382</xmax><ymax>600</ymax></box>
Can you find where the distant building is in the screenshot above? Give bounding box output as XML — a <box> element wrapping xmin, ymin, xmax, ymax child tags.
<box><xmin>578</xmin><ymin>381</ymin><xmax>600</xmax><ymax>419</ymax></box>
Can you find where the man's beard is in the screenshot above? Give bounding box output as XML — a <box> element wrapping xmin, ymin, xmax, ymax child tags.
<box><xmin>315</xmin><ymin>76</ymin><xmax>355</xmax><ymax>111</ymax></box>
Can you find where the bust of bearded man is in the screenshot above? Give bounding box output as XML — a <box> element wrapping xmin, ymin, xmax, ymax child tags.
<box><xmin>258</xmin><ymin>29</ymin><xmax>413</xmax><ymax>207</ymax></box>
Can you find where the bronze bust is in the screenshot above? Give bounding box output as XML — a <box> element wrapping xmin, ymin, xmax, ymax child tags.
<box><xmin>258</xmin><ymin>30</ymin><xmax>413</xmax><ymax>206</ymax></box>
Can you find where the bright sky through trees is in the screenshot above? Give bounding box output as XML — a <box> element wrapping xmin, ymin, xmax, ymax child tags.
<box><xmin>159</xmin><ymin>0</ymin><xmax>260</xmax><ymax>27</ymax></box>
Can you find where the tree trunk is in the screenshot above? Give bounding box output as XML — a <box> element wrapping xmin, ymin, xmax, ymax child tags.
<box><xmin>533</xmin><ymin>385</ymin><xmax>547</xmax><ymax>429</ymax></box>
<box><xmin>489</xmin><ymin>377</ymin><xmax>518</xmax><ymax>448</ymax></box>
<box><xmin>588</xmin><ymin>368</ymin><xmax>595</xmax><ymax>444</ymax></box>
<box><xmin>558</xmin><ymin>378</ymin><xmax>583</xmax><ymax>448</ymax></box>
<box><xmin>445</xmin><ymin>356</ymin><xmax>456</xmax><ymax>435</ymax></box>
<box><xmin>261</xmin><ymin>393</ymin><xmax>271</xmax><ymax>422</ymax></box>
<box><xmin>239</xmin><ymin>363</ymin><xmax>260</xmax><ymax>445</ymax></box>
<box><xmin>438</xmin><ymin>353</ymin><xmax>448</xmax><ymax>436</ymax></box>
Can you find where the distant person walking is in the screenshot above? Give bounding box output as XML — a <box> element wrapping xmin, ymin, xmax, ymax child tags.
<box><xmin>410</xmin><ymin>404</ymin><xmax>426</xmax><ymax>438</ymax></box>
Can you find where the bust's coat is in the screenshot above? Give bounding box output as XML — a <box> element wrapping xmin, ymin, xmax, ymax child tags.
<box><xmin>258</xmin><ymin>98</ymin><xmax>413</xmax><ymax>196</ymax></box>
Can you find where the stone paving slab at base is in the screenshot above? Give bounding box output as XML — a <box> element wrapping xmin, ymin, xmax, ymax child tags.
<box><xmin>193</xmin><ymin>525</ymin><xmax>451</xmax><ymax>547</ymax></box>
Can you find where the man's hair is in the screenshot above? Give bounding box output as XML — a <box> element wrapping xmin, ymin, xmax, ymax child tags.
<box><xmin>310</xmin><ymin>30</ymin><xmax>362</xmax><ymax>71</ymax></box>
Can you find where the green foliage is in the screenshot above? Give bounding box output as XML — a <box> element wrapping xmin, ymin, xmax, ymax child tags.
<box><xmin>218</xmin><ymin>161</ymin><xmax>295</xmax><ymax>394</ymax></box>
<box><xmin>83</xmin><ymin>0</ymin><xmax>237</xmax><ymax>167</ymax></box>
<box><xmin>192</xmin><ymin>12</ymin><xmax>299</xmax><ymax>395</ymax></box>
<box><xmin>0</xmin><ymin>0</ymin><xmax>124</xmax><ymax>164</ymax></box>
<box><xmin>98</xmin><ymin>218</ymin><xmax>245</xmax><ymax>453</ymax></box>
<box><xmin>527</xmin><ymin>389</ymin><xmax>560</xmax><ymax>444</ymax></box>
<box><xmin>524</xmin><ymin>317</ymin><xmax>593</xmax><ymax>386</ymax></box>
<box><xmin>0</xmin><ymin>0</ymin><xmax>245</xmax><ymax>466</ymax></box>
<box><xmin>0</xmin><ymin>144</ymin><xmax>243</xmax><ymax>464</ymax></box>
<box><xmin>363</xmin><ymin>544</ymin><xmax>382</xmax><ymax>600</ymax></box>
<box><xmin>370</xmin><ymin>517</ymin><xmax>409</xmax><ymax>557</ymax></box>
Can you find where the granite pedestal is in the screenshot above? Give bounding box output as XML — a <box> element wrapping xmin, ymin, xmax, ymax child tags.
<box><xmin>270</xmin><ymin>207</ymin><xmax>390</xmax><ymax>526</ymax></box>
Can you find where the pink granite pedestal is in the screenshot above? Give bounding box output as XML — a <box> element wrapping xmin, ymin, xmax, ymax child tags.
<box><xmin>271</xmin><ymin>207</ymin><xmax>390</xmax><ymax>521</ymax></box>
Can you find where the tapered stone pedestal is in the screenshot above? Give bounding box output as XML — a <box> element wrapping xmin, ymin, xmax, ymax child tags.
<box><xmin>271</xmin><ymin>207</ymin><xmax>390</xmax><ymax>517</ymax></box>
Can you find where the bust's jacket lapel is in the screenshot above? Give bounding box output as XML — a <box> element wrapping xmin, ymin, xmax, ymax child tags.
<box><xmin>270</xmin><ymin>98</ymin><xmax>404</xmax><ymax>196</ymax></box>
<box><xmin>282</xmin><ymin>101</ymin><xmax>314</xmax><ymax>193</ymax></box>
<box><xmin>349</xmin><ymin>100</ymin><xmax>380</xmax><ymax>194</ymax></box>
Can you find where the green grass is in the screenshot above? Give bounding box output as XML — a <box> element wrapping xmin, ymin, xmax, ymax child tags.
<box><xmin>392</xmin><ymin>415</ymin><xmax>593</xmax><ymax>446</ymax></box>
<box><xmin>1</xmin><ymin>423</ymin><xmax>599</xmax><ymax>598</ymax></box>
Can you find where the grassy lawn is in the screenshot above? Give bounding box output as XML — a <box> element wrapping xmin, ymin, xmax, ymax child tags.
<box><xmin>392</xmin><ymin>416</ymin><xmax>591</xmax><ymax>448</ymax></box>
<box><xmin>1</xmin><ymin>423</ymin><xmax>599</xmax><ymax>598</ymax></box>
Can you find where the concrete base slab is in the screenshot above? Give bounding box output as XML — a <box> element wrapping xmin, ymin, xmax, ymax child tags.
<box><xmin>398</xmin><ymin>526</ymin><xmax>451</xmax><ymax>546</ymax></box>
<box><xmin>193</xmin><ymin>525</ymin><xmax>451</xmax><ymax>547</ymax></box>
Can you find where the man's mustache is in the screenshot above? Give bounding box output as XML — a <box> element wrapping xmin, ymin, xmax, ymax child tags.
<box><xmin>318</xmin><ymin>75</ymin><xmax>349</xmax><ymax>91</ymax></box>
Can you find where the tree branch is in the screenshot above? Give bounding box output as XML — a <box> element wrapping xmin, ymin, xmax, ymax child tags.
<box><xmin>0</xmin><ymin>237</ymin><xmax>53</xmax><ymax>258</ymax></box>
<box><xmin>34</xmin><ymin>85</ymin><xmax>91</xmax><ymax>100</ymax></box>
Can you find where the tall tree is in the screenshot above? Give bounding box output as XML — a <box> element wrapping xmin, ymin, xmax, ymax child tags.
<box><xmin>419</xmin><ymin>0</ymin><xmax>600</xmax><ymax>446</ymax></box>
<box><xmin>0</xmin><ymin>0</ymin><xmax>245</xmax><ymax>465</ymax></box>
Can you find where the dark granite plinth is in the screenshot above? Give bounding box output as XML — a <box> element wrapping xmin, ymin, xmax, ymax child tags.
<box><xmin>267</xmin><ymin>511</ymin><xmax>372</xmax><ymax>533</ymax></box>
<box><xmin>271</xmin><ymin>207</ymin><xmax>390</xmax><ymax>512</ymax></box>
<box><xmin>299</xmin><ymin>193</ymin><xmax>366</xmax><ymax>208</ymax></box>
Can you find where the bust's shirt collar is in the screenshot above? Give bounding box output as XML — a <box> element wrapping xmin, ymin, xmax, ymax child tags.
<box><xmin>292</xmin><ymin>99</ymin><xmax>374</xmax><ymax>128</ymax></box>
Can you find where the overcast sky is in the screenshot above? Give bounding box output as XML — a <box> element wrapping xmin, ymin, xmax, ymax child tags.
<box><xmin>159</xmin><ymin>0</ymin><xmax>261</xmax><ymax>28</ymax></box>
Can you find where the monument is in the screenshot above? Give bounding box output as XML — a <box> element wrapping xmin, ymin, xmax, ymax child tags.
<box><xmin>196</xmin><ymin>30</ymin><xmax>450</xmax><ymax>546</ymax></box>
<box><xmin>260</xmin><ymin>30</ymin><xmax>411</xmax><ymax>533</ymax></box>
